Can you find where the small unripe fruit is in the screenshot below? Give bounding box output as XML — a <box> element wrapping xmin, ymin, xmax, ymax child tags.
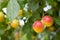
<box><xmin>48</xmin><ymin>26</ymin><xmax>55</xmax><ymax>31</ymax></box>
<box><xmin>18</xmin><ymin>10</ymin><xmax>23</xmax><ymax>16</ymax></box>
<box><xmin>32</xmin><ymin>21</ymin><xmax>44</xmax><ymax>33</ymax></box>
<box><xmin>11</xmin><ymin>19</ymin><xmax>19</xmax><ymax>28</ymax></box>
<box><xmin>42</xmin><ymin>15</ymin><xmax>53</xmax><ymax>27</ymax></box>
<box><xmin>0</xmin><ymin>11</ymin><xmax>4</xmax><ymax>22</ymax></box>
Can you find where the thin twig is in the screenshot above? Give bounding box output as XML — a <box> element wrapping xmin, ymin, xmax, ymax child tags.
<box><xmin>56</xmin><ymin>27</ymin><xmax>60</xmax><ymax>33</ymax></box>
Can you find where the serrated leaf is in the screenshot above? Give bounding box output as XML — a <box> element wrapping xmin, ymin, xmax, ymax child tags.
<box><xmin>7</xmin><ymin>0</ymin><xmax>20</xmax><ymax>21</ymax></box>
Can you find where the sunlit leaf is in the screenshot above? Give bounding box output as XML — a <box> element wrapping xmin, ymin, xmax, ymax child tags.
<box><xmin>7</xmin><ymin>0</ymin><xmax>20</xmax><ymax>21</ymax></box>
<box><xmin>20</xmin><ymin>34</ymin><xmax>28</xmax><ymax>40</ymax></box>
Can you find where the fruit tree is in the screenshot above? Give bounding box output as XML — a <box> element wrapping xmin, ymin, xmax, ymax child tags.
<box><xmin>0</xmin><ymin>0</ymin><xmax>60</xmax><ymax>40</ymax></box>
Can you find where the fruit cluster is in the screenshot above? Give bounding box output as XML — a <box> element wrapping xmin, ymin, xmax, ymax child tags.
<box><xmin>0</xmin><ymin>9</ymin><xmax>23</xmax><ymax>29</ymax></box>
<box><xmin>0</xmin><ymin>11</ymin><xmax>54</xmax><ymax>33</ymax></box>
<box><xmin>32</xmin><ymin>15</ymin><xmax>54</xmax><ymax>33</ymax></box>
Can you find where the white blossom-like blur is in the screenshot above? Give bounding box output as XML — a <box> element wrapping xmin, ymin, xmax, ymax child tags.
<box><xmin>43</xmin><ymin>2</ymin><xmax>52</xmax><ymax>11</ymax></box>
<box><xmin>19</xmin><ymin>19</ymin><xmax>25</xmax><ymax>27</ymax></box>
<box><xmin>2</xmin><ymin>8</ymin><xmax>7</xmax><ymax>14</ymax></box>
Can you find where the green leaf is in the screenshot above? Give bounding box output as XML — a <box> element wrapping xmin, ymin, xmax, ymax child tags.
<box><xmin>28</xmin><ymin>2</ymin><xmax>39</xmax><ymax>12</ymax></box>
<box><xmin>20</xmin><ymin>34</ymin><xmax>28</xmax><ymax>40</ymax></box>
<box><xmin>17</xmin><ymin>0</ymin><xmax>27</xmax><ymax>9</ymax></box>
<box><xmin>38</xmin><ymin>31</ymin><xmax>49</xmax><ymax>40</ymax></box>
<box><xmin>0</xmin><ymin>37</ymin><xmax>1</xmax><ymax>40</ymax></box>
<box><xmin>7</xmin><ymin>0</ymin><xmax>20</xmax><ymax>21</ymax></box>
<box><xmin>22</xmin><ymin>20</ymin><xmax>33</xmax><ymax>40</ymax></box>
<box><xmin>42</xmin><ymin>31</ymin><xmax>49</xmax><ymax>40</ymax></box>
<box><xmin>23</xmin><ymin>11</ymin><xmax>32</xmax><ymax>18</ymax></box>
<box><xmin>46</xmin><ymin>9</ymin><xmax>53</xmax><ymax>15</ymax></box>
<box><xmin>0</xmin><ymin>29</ymin><xmax>6</xmax><ymax>36</ymax></box>
<box><xmin>47</xmin><ymin>0</ymin><xmax>54</xmax><ymax>5</ymax></box>
<box><xmin>31</xmin><ymin>12</ymin><xmax>41</xmax><ymax>21</ymax></box>
<box><xmin>44</xmin><ymin>34</ymin><xmax>49</xmax><ymax>40</ymax></box>
<box><xmin>22</xmin><ymin>21</ymin><xmax>32</xmax><ymax>34</ymax></box>
<box><xmin>54</xmin><ymin>18</ymin><xmax>60</xmax><ymax>25</ymax></box>
<box><xmin>53</xmin><ymin>29</ymin><xmax>60</xmax><ymax>40</ymax></box>
<box><xmin>57</xmin><ymin>0</ymin><xmax>60</xmax><ymax>2</ymax></box>
<box><xmin>27</xmin><ymin>33</ymin><xmax>32</xmax><ymax>40</ymax></box>
<box><xmin>59</xmin><ymin>10</ymin><xmax>60</xmax><ymax>18</ymax></box>
<box><xmin>0</xmin><ymin>0</ymin><xmax>9</xmax><ymax>10</ymax></box>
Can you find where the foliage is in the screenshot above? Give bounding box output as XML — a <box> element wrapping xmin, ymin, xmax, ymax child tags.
<box><xmin>0</xmin><ymin>0</ymin><xmax>60</xmax><ymax>40</ymax></box>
